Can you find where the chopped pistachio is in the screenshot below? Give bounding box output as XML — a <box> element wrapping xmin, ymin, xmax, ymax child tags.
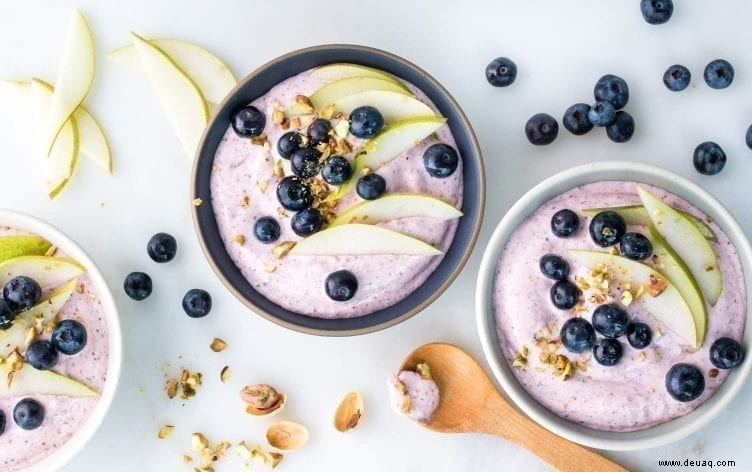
<box><xmin>157</xmin><ymin>425</ymin><xmax>174</xmax><ymax>439</ymax></box>
<box><xmin>415</xmin><ymin>362</ymin><xmax>432</xmax><ymax>380</ymax></box>
<box><xmin>192</xmin><ymin>198</ymin><xmax>203</xmax><ymax>207</ymax></box>
<box><xmin>273</xmin><ymin>241</ymin><xmax>296</xmax><ymax>259</ymax></box>
<box><xmin>220</xmin><ymin>366</ymin><xmax>230</xmax><ymax>383</ymax></box>
<box><xmin>192</xmin><ymin>433</ymin><xmax>209</xmax><ymax>452</ymax></box>
<box><xmin>236</xmin><ymin>441</ymin><xmax>253</xmax><ymax>460</ymax></box>
<box><xmin>181</xmin><ymin>454</ymin><xmax>193</xmax><ymax>464</ymax></box>
<box><xmin>232</xmin><ymin>234</ymin><xmax>245</xmax><ymax>245</ymax></box>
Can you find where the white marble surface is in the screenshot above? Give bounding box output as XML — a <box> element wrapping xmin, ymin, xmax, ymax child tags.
<box><xmin>0</xmin><ymin>1</ymin><xmax>751</xmax><ymax>470</ymax></box>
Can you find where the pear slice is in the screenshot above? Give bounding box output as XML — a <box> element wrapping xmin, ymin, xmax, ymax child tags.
<box><xmin>0</xmin><ymin>363</ymin><xmax>97</xmax><ymax>397</ymax></box>
<box><xmin>331</xmin><ymin>90</ymin><xmax>435</xmax><ymax>122</ymax></box>
<box><xmin>330</xmin><ymin>193</ymin><xmax>462</xmax><ymax>226</ymax></box>
<box><xmin>285</xmin><ymin>77</ymin><xmax>410</xmax><ymax>116</ymax></box>
<box><xmin>582</xmin><ymin>205</ymin><xmax>716</xmax><ymax>241</ymax></box>
<box><xmin>637</xmin><ymin>186</ymin><xmax>722</xmax><ymax>305</ymax></box>
<box><xmin>290</xmin><ymin>224</ymin><xmax>442</xmax><ymax>256</ymax></box>
<box><xmin>568</xmin><ymin>249</ymin><xmax>698</xmax><ymax>348</ymax></box>
<box><xmin>310</xmin><ymin>63</ymin><xmax>408</xmax><ymax>91</ymax></box>
<box><xmin>131</xmin><ymin>32</ymin><xmax>210</xmax><ymax>158</ymax></box>
<box><xmin>0</xmin><ymin>256</ymin><xmax>84</xmax><ymax>289</ymax></box>
<box><xmin>45</xmin><ymin>9</ymin><xmax>95</xmax><ymax>156</ymax></box>
<box><xmin>0</xmin><ymin>235</ymin><xmax>52</xmax><ymax>264</ymax></box>
<box><xmin>107</xmin><ymin>38</ymin><xmax>236</xmax><ymax>104</ymax></box>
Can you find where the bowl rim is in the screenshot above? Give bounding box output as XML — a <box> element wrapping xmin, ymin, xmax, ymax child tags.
<box><xmin>191</xmin><ymin>43</ymin><xmax>485</xmax><ymax>336</ymax></box>
<box><xmin>0</xmin><ymin>209</ymin><xmax>122</xmax><ymax>471</ymax></box>
<box><xmin>475</xmin><ymin>160</ymin><xmax>752</xmax><ymax>451</ymax></box>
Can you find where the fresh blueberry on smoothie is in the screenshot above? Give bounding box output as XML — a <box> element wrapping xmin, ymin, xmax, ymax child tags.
<box><xmin>321</xmin><ymin>155</ymin><xmax>352</xmax><ymax>185</ymax></box>
<box><xmin>325</xmin><ymin>270</ymin><xmax>358</xmax><ymax>302</ymax></box>
<box><xmin>666</xmin><ymin>364</ymin><xmax>705</xmax><ymax>402</ymax></box>
<box><xmin>550</xmin><ymin>280</ymin><xmax>580</xmax><ymax>309</ymax></box>
<box><xmin>52</xmin><ymin>319</ymin><xmax>88</xmax><ymax>355</ymax></box>
<box><xmin>277</xmin><ymin>131</ymin><xmax>304</xmax><ymax>159</ymax></box>
<box><xmin>290</xmin><ymin>147</ymin><xmax>321</xmax><ymax>178</ymax></box>
<box><xmin>589</xmin><ymin>211</ymin><xmax>626</xmax><ymax>247</ymax></box>
<box><xmin>550</xmin><ymin>209</ymin><xmax>580</xmax><ymax>238</ymax></box>
<box><xmin>291</xmin><ymin>209</ymin><xmax>324</xmax><ymax>237</ymax></box>
<box><xmin>13</xmin><ymin>398</ymin><xmax>45</xmax><ymax>430</ymax></box>
<box><xmin>539</xmin><ymin>254</ymin><xmax>570</xmax><ymax>281</ymax></box>
<box><xmin>232</xmin><ymin>106</ymin><xmax>266</xmax><ymax>137</ymax></box>
<box><xmin>592</xmin><ymin>304</ymin><xmax>629</xmax><ymax>338</ymax></box>
<box><xmin>709</xmin><ymin>338</ymin><xmax>744</xmax><ymax>369</ymax></box>
<box><xmin>254</xmin><ymin>217</ymin><xmax>281</xmax><ymax>244</ymax></box>
<box><xmin>0</xmin><ymin>300</ymin><xmax>15</xmax><ymax>330</ymax></box>
<box><xmin>627</xmin><ymin>321</ymin><xmax>653</xmax><ymax>349</ymax></box>
<box><xmin>4</xmin><ymin>276</ymin><xmax>42</xmax><ymax>312</ymax></box>
<box><xmin>356</xmin><ymin>173</ymin><xmax>386</xmax><ymax>200</ymax></box>
<box><xmin>560</xmin><ymin>318</ymin><xmax>596</xmax><ymax>353</ymax></box>
<box><xmin>349</xmin><ymin>106</ymin><xmax>384</xmax><ymax>139</ymax></box>
<box><xmin>307</xmin><ymin>118</ymin><xmax>331</xmax><ymax>145</ymax></box>
<box><xmin>594</xmin><ymin>338</ymin><xmax>623</xmax><ymax>366</ymax></box>
<box><xmin>620</xmin><ymin>232</ymin><xmax>653</xmax><ymax>260</ymax></box>
<box><xmin>276</xmin><ymin>176</ymin><xmax>314</xmax><ymax>211</ymax></box>
<box><xmin>423</xmin><ymin>143</ymin><xmax>459</xmax><ymax>178</ymax></box>
<box><xmin>25</xmin><ymin>340</ymin><xmax>59</xmax><ymax>370</ymax></box>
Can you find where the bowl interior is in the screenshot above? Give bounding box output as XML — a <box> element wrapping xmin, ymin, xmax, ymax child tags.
<box><xmin>476</xmin><ymin>161</ymin><xmax>752</xmax><ymax>451</ymax></box>
<box><xmin>193</xmin><ymin>45</ymin><xmax>484</xmax><ymax>336</ymax></box>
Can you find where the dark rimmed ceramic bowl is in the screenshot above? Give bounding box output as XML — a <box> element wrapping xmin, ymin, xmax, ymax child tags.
<box><xmin>192</xmin><ymin>44</ymin><xmax>484</xmax><ymax>336</ymax></box>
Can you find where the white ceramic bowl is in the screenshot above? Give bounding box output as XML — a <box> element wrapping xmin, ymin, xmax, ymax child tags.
<box><xmin>475</xmin><ymin>161</ymin><xmax>752</xmax><ymax>451</ymax></box>
<box><xmin>0</xmin><ymin>210</ymin><xmax>122</xmax><ymax>471</ymax></box>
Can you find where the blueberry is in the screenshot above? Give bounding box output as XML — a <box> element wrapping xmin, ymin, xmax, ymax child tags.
<box><xmin>51</xmin><ymin>319</ymin><xmax>87</xmax><ymax>355</ymax></box>
<box><xmin>325</xmin><ymin>270</ymin><xmax>358</xmax><ymax>301</ymax></box>
<box><xmin>182</xmin><ymin>289</ymin><xmax>212</xmax><ymax>318</ymax></box>
<box><xmin>423</xmin><ymin>143</ymin><xmax>459</xmax><ymax>178</ymax></box>
<box><xmin>620</xmin><ymin>232</ymin><xmax>653</xmax><ymax>260</ymax></box>
<box><xmin>356</xmin><ymin>173</ymin><xmax>386</xmax><ymax>200</ymax></box>
<box><xmin>13</xmin><ymin>398</ymin><xmax>44</xmax><ymax>430</ymax></box>
<box><xmin>663</xmin><ymin>65</ymin><xmax>691</xmax><ymax>91</ymax></box>
<box><xmin>277</xmin><ymin>131</ymin><xmax>304</xmax><ymax>159</ymax></box>
<box><xmin>524</xmin><ymin>113</ymin><xmax>558</xmax><ymax>145</ymax></box>
<box><xmin>147</xmin><ymin>232</ymin><xmax>177</xmax><ymax>263</ymax></box>
<box><xmin>3</xmin><ymin>276</ymin><xmax>41</xmax><ymax>313</ymax></box>
<box><xmin>640</xmin><ymin>0</ymin><xmax>673</xmax><ymax>25</ymax></box>
<box><xmin>123</xmin><ymin>272</ymin><xmax>152</xmax><ymax>301</ymax></box>
<box><xmin>594</xmin><ymin>74</ymin><xmax>629</xmax><ymax>109</ymax></box>
<box><xmin>562</xmin><ymin>103</ymin><xmax>593</xmax><ymax>136</ymax></box>
<box><xmin>594</xmin><ymin>339</ymin><xmax>623</xmax><ymax>366</ymax></box>
<box><xmin>560</xmin><ymin>318</ymin><xmax>596</xmax><ymax>353</ymax></box>
<box><xmin>0</xmin><ymin>410</ymin><xmax>5</xmax><ymax>436</ymax></box>
<box><xmin>666</xmin><ymin>363</ymin><xmax>705</xmax><ymax>402</ymax></box>
<box><xmin>254</xmin><ymin>217</ymin><xmax>281</xmax><ymax>243</ymax></box>
<box><xmin>550</xmin><ymin>280</ymin><xmax>580</xmax><ymax>310</ymax></box>
<box><xmin>307</xmin><ymin>118</ymin><xmax>331</xmax><ymax>145</ymax></box>
<box><xmin>24</xmin><ymin>340</ymin><xmax>58</xmax><ymax>370</ymax></box>
<box><xmin>539</xmin><ymin>254</ymin><xmax>570</xmax><ymax>281</ymax></box>
<box><xmin>606</xmin><ymin>111</ymin><xmax>635</xmax><ymax>143</ymax></box>
<box><xmin>276</xmin><ymin>176</ymin><xmax>313</xmax><ymax>211</ymax></box>
<box><xmin>592</xmin><ymin>304</ymin><xmax>629</xmax><ymax>338</ymax></box>
<box><xmin>0</xmin><ymin>299</ymin><xmax>14</xmax><ymax>330</ymax></box>
<box><xmin>231</xmin><ymin>106</ymin><xmax>265</xmax><ymax>137</ymax></box>
<box><xmin>485</xmin><ymin>57</ymin><xmax>517</xmax><ymax>87</ymax></box>
<box><xmin>627</xmin><ymin>321</ymin><xmax>653</xmax><ymax>349</ymax></box>
<box><xmin>709</xmin><ymin>337</ymin><xmax>744</xmax><ymax>369</ymax></box>
<box><xmin>551</xmin><ymin>209</ymin><xmax>580</xmax><ymax>238</ymax></box>
<box><xmin>704</xmin><ymin>59</ymin><xmax>734</xmax><ymax>89</ymax></box>
<box><xmin>290</xmin><ymin>147</ymin><xmax>321</xmax><ymax>178</ymax></box>
<box><xmin>693</xmin><ymin>141</ymin><xmax>726</xmax><ymax>175</ymax></box>
<box><xmin>349</xmin><ymin>106</ymin><xmax>384</xmax><ymax>139</ymax></box>
<box><xmin>589</xmin><ymin>211</ymin><xmax>626</xmax><ymax>247</ymax></box>
<box><xmin>587</xmin><ymin>101</ymin><xmax>616</xmax><ymax>127</ymax></box>
<box><xmin>321</xmin><ymin>155</ymin><xmax>352</xmax><ymax>185</ymax></box>
<box><xmin>291</xmin><ymin>208</ymin><xmax>324</xmax><ymax>236</ymax></box>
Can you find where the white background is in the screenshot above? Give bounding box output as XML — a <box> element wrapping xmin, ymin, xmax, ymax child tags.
<box><xmin>1</xmin><ymin>1</ymin><xmax>751</xmax><ymax>470</ymax></box>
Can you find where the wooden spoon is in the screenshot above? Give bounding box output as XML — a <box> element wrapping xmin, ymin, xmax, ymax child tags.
<box><xmin>399</xmin><ymin>343</ymin><xmax>627</xmax><ymax>472</ymax></box>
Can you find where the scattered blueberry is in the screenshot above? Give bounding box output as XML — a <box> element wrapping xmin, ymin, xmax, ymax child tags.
<box><xmin>147</xmin><ymin>232</ymin><xmax>177</xmax><ymax>263</ymax></box>
<box><xmin>560</xmin><ymin>318</ymin><xmax>596</xmax><ymax>353</ymax></box>
<box><xmin>349</xmin><ymin>106</ymin><xmax>384</xmax><ymax>139</ymax></box>
<box><xmin>277</xmin><ymin>131</ymin><xmax>304</xmax><ymax>159</ymax></box>
<box><xmin>562</xmin><ymin>103</ymin><xmax>593</xmax><ymax>136</ymax></box>
<box><xmin>254</xmin><ymin>217</ymin><xmax>281</xmax><ymax>243</ymax></box>
<box><xmin>703</xmin><ymin>59</ymin><xmax>734</xmax><ymax>89</ymax></box>
<box><xmin>587</xmin><ymin>101</ymin><xmax>616</xmax><ymax>127</ymax></box>
<box><xmin>666</xmin><ymin>363</ymin><xmax>705</xmax><ymax>402</ymax></box>
<box><xmin>123</xmin><ymin>272</ymin><xmax>152</xmax><ymax>301</ymax></box>
<box><xmin>291</xmin><ymin>208</ymin><xmax>324</xmax><ymax>236</ymax></box>
<box><xmin>321</xmin><ymin>155</ymin><xmax>353</xmax><ymax>185</ymax></box>
<box><xmin>550</xmin><ymin>280</ymin><xmax>580</xmax><ymax>310</ymax></box>
<box><xmin>325</xmin><ymin>270</ymin><xmax>358</xmax><ymax>301</ymax></box>
<box><xmin>551</xmin><ymin>209</ymin><xmax>580</xmax><ymax>238</ymax></box>
<box><xmin>307</xmin><ymin>118</ymin><xmax>331</xmax><ymax>145</ymax></box>
<box><xmin>525</xmin><ymin>113</ymin><xmax>558</xmax><ymax>145</ymax></box>
<box><xmin>592</xmin><ymin>304</ymin><xmax>629</xmax><ymax>338</ymax></box>
<box><xmin>620</xmin><ymin>232</ymin><xmax>653</xmax><ymax>260</ymax></box>
<box><xmin>231</xmin><ymin>106</ymin><xmax>265</xmax><ymax>137</ymax></box>
<box><xmin>594</xmin><ymin>74</ymin><xmax>629</xmax><ymax>109</ymax></box>
<box><xmin>606</xmin><ymin>111</ymin><xmax>635</xmax><ymax>143</ymax></box>
<box><xmin>627</xmin><ymin>322</ymin><xmax>653</xmax><ymax>349</ymax></box>
<box><xmin>182</xmin><ymin>289</ymin><xmax>212</xmax><ymax>318</ymax></box>
<box><xmin>277</xmin><ymin>176</ymin><xmax>313</xmax><ymax>211</ymax></box>
<box><xmin>13</xmin><ymin>398</ymin><xmax>44</xmax><ymax>430</ymax></box>
<box><xmin>24</xmin><ymin>340</ymin><xmax>58</xmax><ymax>370</ymax></box>
<box><xmin>640</xmin><ymin>0</ymin><xmax>673</xmax><ymax>25</ymax></box>
<box><xmin>589</xmin><ymin>211</ymin><xmax>626</xmax><ymax>247</ymax></box>
<box><xmin>0</xmin><ymin>299</ymin><xmax>14</xmax><ymax>330</ymax></box>
<box><xmin>423</xmin><ymin>143</ymin><xmax>459</xmax><ymax>178</ymax></box>
<box><xmin>539</xmin><ymin>254</ymin><xmax>570</xmax><ymax>281</ymax></box>
<box><xmin>485</xmin><ymin>57</ymin><xmax>517</xmax><ymax>87</ymax></box>
<box><xmin>663</xmin><ymin>65</ymin><xmax>691</xmax><ymax>91</ymax></box>
<box><xmin>746</xmin><ymin>125</ymin><xmax>752</xmax><ymax>150</ymax></box>
<box><xmin>594</xmin><ymin>339</ymin><xmax>623</xmax><ymax>366</ymax></box>
<box><xmin>709</xmin><ymin>337</ymin><xmax>745</xmax><ymax>369</ymax></box>
<box><xmin>0</xmin><ymin>410</ymin><xmax>5</xmax><ymax>436</ymax></box>
<box><xmin>51</xmin><ymin>319</ymin><xmax>87</xmax><ymax>355</ymax></box>
<box><xmin>290</xmin><ymin>147</ymin><xmax>321</xmax><ymax>178</ymax></box>
<box><xmin>3</xmin><ymin>276</ymin><xmax>41</xmax><ymax>313</ymax></box>
<box><xmin>693</xmin><ymin>141</ymin><xmax>726</xmax><ymax>175</ymax></box>
<box><xmin>356</xmin><ymin>173</ymin><xmax>386</xmax><ymax>200</ymax></box>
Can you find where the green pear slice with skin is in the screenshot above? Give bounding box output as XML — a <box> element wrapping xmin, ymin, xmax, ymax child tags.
<box><xmin>0</xmin><ymin>256</ymin><xmax>84</xmax><ymax>289</ymax></box>
<box><xmin>568</xmin><ymin>249</ymin><xmax>699</xmax><ymax>348</ymax></box>
<box><xmin>131</xmin><ymin>32</ymin><xmax>210</xmax><ymax>158</ymax></box>
<box><xmin>581</xmin><ymin>205</ymin><xmax>716</xmax><ymax>241</ymax></box>
<box><xmin>45</xmin><ymin>9</ymin><xmax>95</xmax><ymax>156</ymax></box>
<box><xmin>285</xmin><ymin>77</ymin><xmax>410</xmax><ymax>116</ymax></box>
<box><xmin>330</xmin><ymin>193</ymin><xmax>462</xmax><ymax>226</ymax></box>
<box><xmin>310</xmin><ymin>63</ymin><xmax>409</xmax><ymax>91</ymax></box>
<box><xmin>637</xmin><ymin>186</ymin><xmax>722</xmax><ymax>306</ymax></box>
<box><xmin>0</xmin><ymin>236</ymin><xmax>52</xmax><ymax>264</ymax></box>
<box><xmin>290</xmin><ymin>224</ymin><xmax>442</xmax><ymax>256</ymax></box>
<box><xmin>107</xmin><ymin>39</ymin><xmax>237</xmax><ymax>104</ymax></box>
<box><xmin>0</xmin><ymin>363</ymin><xmax>97</xmax><ymax>397</ymax></box>
<box><xmin>330</xmin><ymin>90</ymin><xmax>435</xmax><ymax>122</ymax></box>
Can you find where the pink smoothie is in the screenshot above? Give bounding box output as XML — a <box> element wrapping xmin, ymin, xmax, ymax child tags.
<box><xmin>211</xmin><ymin>67</ymin><xmax>463</xmax><ymax>318</ymax></box>
<box><xmin>493</xmin><ymin>182</ymin><xmax>746</xmax><ymax>432</ymax></box>
<box><xmin>386</xmin><ymin>371</ymin><xmax>440</xmax><ymax>422</ymax></box>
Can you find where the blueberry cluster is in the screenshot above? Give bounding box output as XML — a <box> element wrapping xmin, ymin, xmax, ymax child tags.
<box><xmin>665</xmin><ymin>338</ymin><xmax>745</xmax><ymax>402</ymax></box>
<box><xmin>541</xmin><ymin>210</ymin><xmax>582</xmax><ymax>310</ymax></box>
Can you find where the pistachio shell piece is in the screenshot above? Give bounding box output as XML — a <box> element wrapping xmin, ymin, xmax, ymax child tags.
<box><xmin>333</xmin><ymin>391</ymin><xmax>364</xmax><ymax>433</ymax></box>
<box><xmin>242</xmin><ymin>384</ymin><xmax>286</xmax><ymax>417</ymax></box>
<box><xmin>265</xmin><ymin>421</ymin><xmax>309</xmax><ymax>451</ymax></box>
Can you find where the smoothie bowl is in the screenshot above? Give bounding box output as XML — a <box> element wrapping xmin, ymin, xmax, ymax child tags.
<box><xmin>193</xmin><ymin>45</ymin><xmax>484</xmax><ymax>335</ymax></box>
<box><xmin>0</xmin><ymin>210</ymin><xmax>121</xmax><ymax>471</ymax></box>
<box><xmin>476</xmin><ymin>161</ymin><xmax>752</xmax><ymax>450</ymax></box>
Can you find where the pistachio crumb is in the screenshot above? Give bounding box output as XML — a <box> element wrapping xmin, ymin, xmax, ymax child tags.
<box><xmin>192</xmin><ymin>198</ymin><xmax>203</xmax><ymax>207</ymax></box>
<box><xmin>273</xmin><ymin>241</ymin><xmax>296</xmax><ymax>259</ymax></box>
<box><xmin>415</xmin><ymin>362</ymin><xmax>432</xmax><ymax>380</ymax></box>
<box><xmin>191</xmin><ymin>433</ymin><xmax>209</xmax><ymax>452</ymax></box>
<box><xmin>210</xmin><ymin>338</ymin><xmax>228</xmax><ymax>352</ymax></box>
<box><xmin>181</xmin><ymin>454</ymin><xmax>192</xmax><ymax>464</ymax></box>
<box><xmin>220</xmin><ymin>366</ymin><xmax>230</xmax><ymax>383</ymax></box>
<box><xmin>157</xmin><ymin>425</ymin><xmax>174</xmax><ymax>439</ymax></box>
<box><xmin>233</xmin><ymin>234</ymin><xmax>246</xmax><ymax>245</ymax></box>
